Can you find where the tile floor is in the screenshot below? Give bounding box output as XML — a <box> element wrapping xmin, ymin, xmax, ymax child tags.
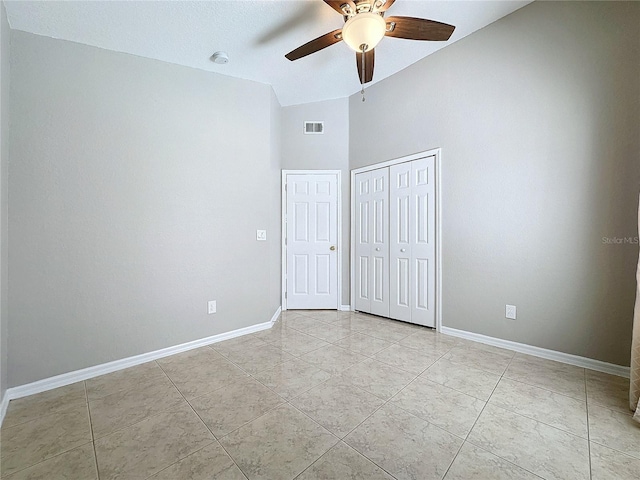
<box><xmin>1</xmin><ymin>310</ymin><xmax>639</xmax><ymax>479</ymax></box>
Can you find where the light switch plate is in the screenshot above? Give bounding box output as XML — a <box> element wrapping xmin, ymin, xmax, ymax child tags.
<box><xmin>256</xmin><ymin>230</ymin><xmax>267</xmax><ymax>241</ymax></box>
<box><xmin>208</xmin><ymin>300</ymin><xmax>217</xmax><ymax>314</ymax></box>
<box><xmin>505</xmin><ymin>304</ymin><xmax>517</xmax><ymax>320</ymax></box>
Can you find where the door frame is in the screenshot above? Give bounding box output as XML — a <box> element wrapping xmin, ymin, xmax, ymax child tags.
<box><xmin>281</xmin><ymin>170</ymin><xmax>342</xmax><ymax>311</ymax></box>
<box><xmin>350</xmin><ymin>149</ymin><xmax>443</xmax><ymax>331</ymax></box>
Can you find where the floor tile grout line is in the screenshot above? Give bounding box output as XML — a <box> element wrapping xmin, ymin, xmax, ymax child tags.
<box><xmin>478</xmin><ymin>401</ymin><xmax>589</xmax><ymax>441</ymax></box>
<box><xmin>498</xmin><ymin>373</ymin><xmax>588</xmax><ymax>402</ymax></box>
<box><xmin>461</xmin><ymin>438</ymin><xmax>548</xmax><ymax>480</ymax></box>
<box><xmin>84</xmin><ymin>381</ymin><xmax>101</xmax><ymax>480</ymax></box>
<box><xmin>84</xmin><ymin>364</ymin><xmax>173</xmax><ymax>405</ymax></box>
<box><xmin>4</xmin><ymin>373</ymin><xmax>177</xmax><ymax>478</ymax></box>
<box><xmin>456</xmin><ymin>352</ymin><xmax>556</xmax><ymax>480</ymax></box>
<box><xmin>585</xmin><ymin>368</ymin><xmax>593</xmax><ymax>480</ymax></box>
<box><xmin>439</xmin><ymin>441</ymin><xmax>466</xmax><ymax>480</ymax></box>
<box><xmin>0</xmin><ymin>440</ymin><xmax>97</xmax><ymax>479</ymax></box>
<box><xmin>285</xmin><ymin>399</ymin><xmax>400</xmax><ymax>480</ymax></box>
<box><xmin>334</xmin><ymin>357</ymin><xmax>467</xmax><ymax>479</ymax></box>
<box><xmin>293</xmin><ymin>441</ymin><xmax>400</xmax><ymax>480</ymax></box>
<box><xmin>448</xmin><ymin>348</ymin><xmax>515</xmax><ymax>477</ymax></box>
<box><xmin>141</xmin><ymin>442</ymin><xmax>243</xmax><ymax>480</ymax></box>
<box><xmin>0</xmin><ymin>392</ymin><xmax>90</xmax><ymax>430</ymax></box>
<box><xmin>154</xmin><ymin>359</ymin><xmax>251</xmax><ymax>480</ymax></box>
<box><xmin>417</xmin><ymin>363</ymin><xmax>499</xmax><ymax>402</ymax></box>
<box><xmin>585</xmin><ymin>398</ymin><xmax>636</xmax><ymax>416</ymax></box>
<box><xmin>482</xmin><ymin>358</ymin><xmax>591</xmax><ymax>439</ymax></box>
<box><xmin>588</xmin><ymin>438</ymin><xmax>640</xmax><ymax>461</ymax></box>
<box><xmin>166</xmin><ymin>351</ymin><xmax>298</xmax><ymax>444</ymax></box>
<box><xmin>85</xmin><ymin>379</ymin><xmax>190</xmax><ymax>441</ymax></box>
<box><xmin>209</xmin><ymin>397</ymin><xmax>338</xmax><ymax>479</ymax></box>
<box><xmin>372</xmin><ymin>350</ymin><xmax>448</xmax><ymax>378</ymax></box>
<box><xmin>267</xmin><ymin>319</ymin><xmax>413</xmax><ymax>359</ymax></box>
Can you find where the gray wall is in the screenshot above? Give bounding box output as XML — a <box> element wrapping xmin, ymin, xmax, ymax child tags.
<box><xmin>8</xmin><ymin>31</ymin><xmax>282</xmax><ymax>386</ymax></box>
<box><xmin>0</xmin><ymin>1</ymin><xmax>9</xmax><ymax>399</ymax></box>
<box><xmin>281</xmin><ymin>98</ymin><xmax>350</xmax><ymax>304</ymax></box>
<box><xmin>349</xmin><ymin>1</ymin><xmax>640</xmax><ymax>366</ymax></box>
<box><xmin>269</xmin><ymin>91</ymin><xmax>282</xmax><ymax>313</ymax></box>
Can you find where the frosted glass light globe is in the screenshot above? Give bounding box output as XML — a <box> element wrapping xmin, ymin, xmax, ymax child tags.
<box><xmin>342</xmin><ymin>12</ymin><xmax>386</xmax><ymax>52</ymax></box>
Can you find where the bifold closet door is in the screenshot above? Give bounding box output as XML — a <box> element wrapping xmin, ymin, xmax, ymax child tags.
<box><xmin>369</xmin><ymin>168</ymin><xmax>390</xmax><ymax>317</ymax></box>
<box><xmin>389</xmin><ymin>162</ymin><xmax>412</xmax><ymax>322</ymax></box>
<box><xmin>390</xmin><ymin>157</ymin><xmax>436</xmax><ymax>327</ymax></box>
<box><xmin>354</xmin><ymin>168</ymin><xmax>390</xmax><ymax>316</ymax></box>
<box><xmin>354</xmin><ymin>171</ymin><xmax>372</xmax><ymax>313</ymax></box>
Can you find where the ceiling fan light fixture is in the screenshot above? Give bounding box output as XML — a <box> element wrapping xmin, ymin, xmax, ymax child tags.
<box><xmin>342</xmin><ymin>12</ymin><xmax>386</xmax><ymax>52</ymax></box>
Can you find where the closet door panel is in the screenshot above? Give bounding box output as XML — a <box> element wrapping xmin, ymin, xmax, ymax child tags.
<box><xmin>370</xmin><ymin>167</ymin><xmax>389</xmax><ymax>317</ymax></box>
<box><xmin>410</xmin><ymin>157</ymin><xmax>436</xmax><ymax>327</ymax></box>
<box><xmin>389</xmin><ymin>162</ymin><xmax>412</xmax><ymax>322</ymax></box>
<box><xmin>354</xmin><ymin>172</ymin><xmax>372</xmax><ymax>313</ymax></box>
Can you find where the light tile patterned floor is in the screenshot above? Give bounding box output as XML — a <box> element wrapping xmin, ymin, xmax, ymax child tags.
<box><xmin>1</xmin><ymin>310</ymin><xmax>639</xmax><ymax>479</ymax></box>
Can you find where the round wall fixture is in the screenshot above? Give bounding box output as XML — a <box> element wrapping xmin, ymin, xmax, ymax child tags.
<box><xmin>210</xmin><ymin>51</ymin><xmax>229</xmax><ymax>65</ymax></box>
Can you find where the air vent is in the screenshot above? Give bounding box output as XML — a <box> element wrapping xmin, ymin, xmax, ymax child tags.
<box><xmin>304</xmin><ymin>121</ymin><xmax>324</xmax><ymax>135</ymax></box>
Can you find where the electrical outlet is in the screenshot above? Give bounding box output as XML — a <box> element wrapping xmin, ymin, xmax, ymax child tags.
<box><xmin>208</xmin><ymin>300</ymin><xmax>217</xmax><ymax>314</ymax></box>
<box><xmin>505</xmin><ymin>304</ymin><xmax>517</xmax><ymax>320</ymax></box>
<box><xmin>256</xmin><ymin>230</ymin><xmax>267</xmax><ymax>241</ymax></box>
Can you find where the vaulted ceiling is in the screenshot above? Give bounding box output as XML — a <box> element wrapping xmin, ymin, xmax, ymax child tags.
<box><xmin>4</xmin><ymin>0</ymin><xmax>531</xmax><ymax>106</ymax></box>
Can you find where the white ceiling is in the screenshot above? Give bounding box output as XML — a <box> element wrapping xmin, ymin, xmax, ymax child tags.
<box><xmin>4</xmin><ymin>0</ymin><xmax>531</xmax><ymax>106</ymax></box>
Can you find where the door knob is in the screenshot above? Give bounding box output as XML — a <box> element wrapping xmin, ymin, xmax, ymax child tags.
<box><xmin>400</xmin><ymin>248</ymin><xmax>406</xmax><ymax>252</ymax></box>
<box><xmin>375</xmin><ymin>247</ymin><xmax>380</xmax><ymax>251</ymax></box>
<box><xmin>330</xmin><ymin>246</ymin><xmax>336</xmax><ymax>251</ymax></box>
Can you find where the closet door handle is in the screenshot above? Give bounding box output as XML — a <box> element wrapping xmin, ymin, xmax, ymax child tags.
<box><xmin>400</xmin><ymin>248</ymin><xmax>406</xmax><ymax>252</ymax></box>
<box><xmin>375</xmin><ymin>247</ymin><xmax>381</xmax><ymax>251</ymax></box>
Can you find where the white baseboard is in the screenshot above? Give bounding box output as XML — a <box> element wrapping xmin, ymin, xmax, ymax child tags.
<box><xmin>0</xmin><ymin>391</ymin><xmax>8</xmax><ymax>425</ymax></box>
<box><xmin>440</xmin><ymin>326</ymin><xmax>630</xmax><ymax>378</ymax></box>
<box><xmin>270</xmin><ymin>306</ymin><xmax>282</xmax><ymax>323</ymax></box>
<box><xmin>339</xmin><ymin>305</ymin><xmax>352</xmax><ymax>311</ymax></box>
<box><xmin>1</xmin><ymin>307</ymin><xmax>281</xmax><ymax>426</ymax></box>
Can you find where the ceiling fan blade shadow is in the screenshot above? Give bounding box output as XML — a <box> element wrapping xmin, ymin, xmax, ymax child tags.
<box><xmin>356</xmin><ymin>48</ymin><xmax>375</xmax><ymax>84</ymax></box>
<box><xmin>285</xmin><ymin>29</ymin><xmax>343</xmax><ymax>61</ymax></box>
<box><xmin>385</xmin><ymin>16</ymin><xmax>455</xmax><ymax>41</ymax></box>
<box><xmin>254</xmin><ymin>1</ymin><xmax>327</xmax><ymax>46</ymax></box>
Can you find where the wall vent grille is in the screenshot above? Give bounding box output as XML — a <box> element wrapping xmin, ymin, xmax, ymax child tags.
<box><xmin>304</xmin><ymin>121</ymin><xmax>324</xmax><ymax>135</ymax></box>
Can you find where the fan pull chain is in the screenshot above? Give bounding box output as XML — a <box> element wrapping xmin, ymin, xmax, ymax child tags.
<box><xmin>360</xmin><ymin>45</ymin><xmax>366</xmax><ymax>102</ymax></box>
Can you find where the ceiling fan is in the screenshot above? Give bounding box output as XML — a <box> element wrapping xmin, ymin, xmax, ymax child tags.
<box><xmin>285</xmin><ymin>0</ymin><xmax>456</xmax><ymax>86</ymax></box>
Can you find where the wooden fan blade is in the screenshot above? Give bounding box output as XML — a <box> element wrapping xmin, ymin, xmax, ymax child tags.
<box><xmin>285</xmin><ymin>29</ymin><xmax>343</xmax><ymax>61</ymax></box>
<box><xmin>385</xmin><ymin>16</ymin><xmax>455</xmax><ymax>41</ymax></box>
<box><xmin>356</xmin><ymin>49</ymin><xmax>375</xmax><ymax>84</ymax></box>
<box><xmin>323</xmin><ymin>0</ymin><xmax>356</xmax><ymax>15</ymax></box>
<box><xmin>374</xmin><ymin>0</ymin><xmax>396</xmax><ymax>12</ymax></box>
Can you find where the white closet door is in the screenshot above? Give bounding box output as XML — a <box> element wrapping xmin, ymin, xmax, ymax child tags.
<box><xmin>354</xmin><ymin>171</ymin><xmax>372</xmax><ymax>313</ymax></box>
<box><xmin>369</xmin><ymin>167</ymin><xmax>390</xmax><ymax>317</ymax></box>
<box><xmin>389</xmin><ymin>162</ymin><xmax>412</xmax><ymax>322</ymax></box>
<box><xmin>410</xmin><ymin>157</ymin><xmax>436</xmax><ymax>327</ymax></box>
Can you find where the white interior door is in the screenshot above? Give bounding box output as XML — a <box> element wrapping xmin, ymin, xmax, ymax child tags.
<box><xmin>354</xmin><ymin>171</ymin><xmax>372</xmax><ymax>313</ymax></box>
<box><xmin>285</xmin><ymin>174</ymin><xmax>338</xmax><ymax>309</ymax></box>
<box><xmin>390</xmin><ymin>162</ymin><xmax>412</xmax><ymax>322</ymax></box>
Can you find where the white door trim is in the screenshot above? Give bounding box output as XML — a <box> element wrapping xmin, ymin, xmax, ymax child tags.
<box><xmin>282</xmin><ymin>170</ymin><xmax>342</xmax><ymax>311</ymax></box>
<box><xmin>350</xmin><ymin>149</ymin><xmax>443</xmax><ymax>331</ymax></box>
